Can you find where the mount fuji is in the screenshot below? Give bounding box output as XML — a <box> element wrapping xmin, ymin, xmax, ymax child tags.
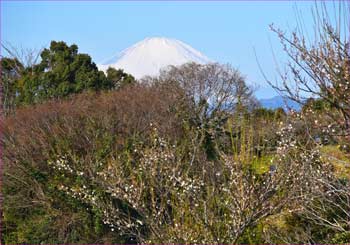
<box><xmin>98</xmin><ymin>37</ymin><xmax>211</xmax><ymax>79</ymax></box>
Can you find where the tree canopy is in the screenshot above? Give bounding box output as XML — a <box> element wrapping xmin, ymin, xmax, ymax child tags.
<box><xmin>1</xmin><ymin>41</ymin><xmax>136</xmax><ymax>111</ymax></box>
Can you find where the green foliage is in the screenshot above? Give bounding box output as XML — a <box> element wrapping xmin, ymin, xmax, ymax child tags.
<box><xmin>106</xmin><ymin>67</ymin><xmax>136</xmax><ymax>89</ymax></box>
<box><xmin>302</xmin><ymin>98</ymin><xmax>332</xmax><ymax>112</ymax></box>
<box><xmin>2</xmin><ymin>179</ymin><xmax>118</xmax><ymax>244</ymax></box>
<box><xmin>330</xmin><ymin>231</ymin><xmax>350</xmax><ymax>244</ymax></box>
<box><xmin>22</xmin><ymin>41</ymin><xmax>109</xmax><ymax>102</ymax></box>
<box><xmin>0</xmin><ymin>57</ymin><xmax>24</xmax><ymax>112</ymax></box>
<box><xmin>236</xmin><ymin>223</ymin><xmax>265</xmax><ymax>244</ymax></box>
<box><xmin>1</xmin><ymin>41</ymin><xmax>136</xmax><ymax>110</ymax></box>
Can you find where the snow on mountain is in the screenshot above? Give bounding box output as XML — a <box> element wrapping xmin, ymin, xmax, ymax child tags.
<box><xmin>98</xmin><ymin>37</ymin><xmax>211</xmax><ymax>79</ymax></box>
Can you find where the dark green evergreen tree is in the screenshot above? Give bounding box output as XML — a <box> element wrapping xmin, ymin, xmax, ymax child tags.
<box><xmin>1</xmin><ymin>57</ymin><xmax>24</xmax><ymax>112</ymax></box>
<box><xmin>106</xmin><ymin>67</ymin><xmax>136</xmax><ymax>89</ymax></box>
<box><xmin>2</xmin><ymin>41</ymin><xmax>138</xmax><ymax>108</ymax></box>
<box><xmin>34</xmin><ymin>41</ymin><xmax>110</xmax><ymax>100</ymax></box>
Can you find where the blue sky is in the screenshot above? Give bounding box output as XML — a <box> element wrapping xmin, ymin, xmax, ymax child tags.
<box><xmin>2</xmin><ymin>1</ymin><xmax>321</xmax><ymax>98</ymax></box>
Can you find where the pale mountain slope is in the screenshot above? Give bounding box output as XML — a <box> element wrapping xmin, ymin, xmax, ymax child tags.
<box><xmin>98</xmin><ymin>37</ymin><xmax>211</xmax><ymax>79</ymax></box>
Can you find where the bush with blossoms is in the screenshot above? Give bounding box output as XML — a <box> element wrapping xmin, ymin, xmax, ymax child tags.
<box><xmin>39</xmin><ymin>118</ymin><xmax>341</xmax><ymax>243</ymax></box>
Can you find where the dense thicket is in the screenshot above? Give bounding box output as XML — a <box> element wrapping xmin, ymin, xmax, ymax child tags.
<box><xmin>2</xmin><ymin>65</ymin><xmax>349</xmax><ymax>243</ymax></box>
<box><xmin>1</xmin><ymin>85</ymin><xmax>183</xmax><ymax>243</ymax></box>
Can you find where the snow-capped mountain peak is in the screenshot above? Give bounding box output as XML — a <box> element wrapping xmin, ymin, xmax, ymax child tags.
<box><xmin>98</xmin><ymin>37</ymin><xmax>211</xmax><ymax>79</ymax></box>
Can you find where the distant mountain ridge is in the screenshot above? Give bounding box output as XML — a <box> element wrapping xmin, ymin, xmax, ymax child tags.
<box><xmin>259</xmin><ymin>96</ymin><xmax>301</xmax><ymax>110</ymax></box>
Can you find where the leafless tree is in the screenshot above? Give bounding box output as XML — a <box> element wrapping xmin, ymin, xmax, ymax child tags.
<box><xmin>142</xmin><ymin>63</ymin><xmax>258</xmax><ymax>158</ymax></box>
<box><xmin>302</xmin><ymin>175</ymin><xmax>350</xmax><ymax>233</ymax></box>
<box><xmin>264</xmin><ymin>1</ymin><xmax>350</xmax><ymax>133</ymax></box>
<box><xmin>154</xmin><ymin>63</ymin><xmax>257</xmax><ymax>116</ymax></box>
<box><xmin>0</xmin><ymin>43</ymin><xmax>42</xmax><ymax>114</ymax></box>
<box><xmin>1</xmin><ymin>42</ymin><xmax>41</xmax><ymax>69</ymax></box>
<box><xmin>261</xmin><ymin>2</ymin><xmax>350</xmax><ymax>235</ymax></box>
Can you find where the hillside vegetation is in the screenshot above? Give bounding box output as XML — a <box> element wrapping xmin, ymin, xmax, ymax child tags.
<box><xmin>1</xmin><ymin>2</ymin><xmax>349</xmax><ymax>244</ymax></box>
